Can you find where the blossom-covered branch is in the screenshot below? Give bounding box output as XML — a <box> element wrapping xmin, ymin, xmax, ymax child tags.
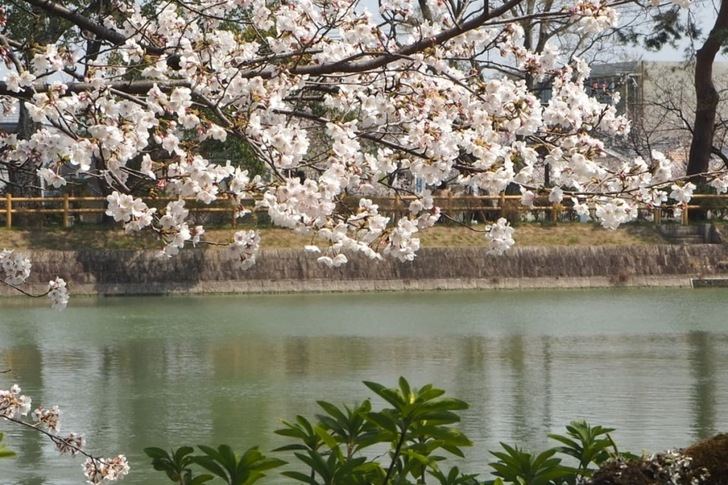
<box><xmin>0</xmin><ymin>250</ymin><xmax>68</xmax><ymax>309</ymax></box>
<box><xmin>0</xmin><ymin>0</ymin><xmax>707</xmax><ymax>265</ymax></box>
<box><xmin>0</xmin><ymin>384</ymin><xmax>129</xmax><ymax>483</ymax></box>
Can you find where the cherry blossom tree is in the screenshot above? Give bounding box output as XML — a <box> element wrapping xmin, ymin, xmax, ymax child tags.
<box><xmin>0</xmin><ymin>0</ymin><xmax>716</xmax><ymax>269</ymax></box>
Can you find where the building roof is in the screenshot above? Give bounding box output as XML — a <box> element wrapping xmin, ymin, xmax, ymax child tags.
<box><xmin>589</xmin><ymin>61</ymin><xmax>641</xmax><ymax>78</ymax></box>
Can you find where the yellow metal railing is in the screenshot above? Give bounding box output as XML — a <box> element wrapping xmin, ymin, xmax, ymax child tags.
<box><xmin>1</xmin><ymin>193</ymin><xmax>727</xmax><ymax>229</ymax></box>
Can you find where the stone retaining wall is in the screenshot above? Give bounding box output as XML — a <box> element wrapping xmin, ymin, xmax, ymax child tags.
<box><xmin>3</xmin><ymin>245</ymin><xmax>728</xmax><ymax>296</ymax></box>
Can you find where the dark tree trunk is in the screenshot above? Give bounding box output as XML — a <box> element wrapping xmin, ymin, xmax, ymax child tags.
<box><xmin>687</xmin><ymin>0</ymin><xmax>728</xmax><ymax>182</ymax></box>
<box><xmin>418</xmin><ymin>0</ymin><xmax>433</xmax><ymax>21</ymax></box>
<box><xmin>8</xmin><ymin>102</ymin><xmax>40</xmax><ymax>197</ymax></box>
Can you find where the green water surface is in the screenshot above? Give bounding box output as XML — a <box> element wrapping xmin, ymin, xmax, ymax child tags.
<box><xmin>0</xmin><ymin>288</ymin><xmax>727</xmax><ymax>484</ymax></box>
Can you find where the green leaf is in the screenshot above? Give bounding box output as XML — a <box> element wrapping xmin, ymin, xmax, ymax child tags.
<box><xmin>0</xmin><ymin>448</ymin><xmax>15</xmax><ymax>459</ymax></box>
<box><xmin>281</xmin><ymin>470</ymin><xmax>315</xmax><ymax>483</ymax></box>
<box><xmin>363</xmin><ymin>381</ymin><xmax>404</xmax><ymax>409</ymax></box>
<box><xmin>365</xmin><ymin>412</ymin><xmax>398</xmax><ymax>433</ymax></box>
<box><xmin>0</xmin><ymin>433</ymin><xmax>16</xmax><ymax>458</ymax></box>
<box><xmin>192</xmin><ymin>456</ymin><xmax>229</xmax><ymax>482</ymax></box>
<box><xmin>314</xmin><ymin>425</ymin><xmax>339</xmax><ymax>450</ymax></box>
<box><xmin>317</xmin><ymin>400</ymin><xmax>347</xmax><ymax>422</ymax></box>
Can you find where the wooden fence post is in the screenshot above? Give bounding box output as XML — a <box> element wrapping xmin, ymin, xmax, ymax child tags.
<box><xmin>682</xmin><ymin>205</ymin><xmax>689</xmax><ymax>225</ymax></box>
<box><xmin>551</xmin><ymin>203</ymin><xmax>559</xmax><ymax>223</ymax></box>
<box><xmin>5</xmin><ymin>193</ymin><xmax>11</xmax><ymax>229</ymax></box>
<box><xmin>63</xmin><ymin>194</ymin><xmax>70</xmax><ymax>228</ymax></box>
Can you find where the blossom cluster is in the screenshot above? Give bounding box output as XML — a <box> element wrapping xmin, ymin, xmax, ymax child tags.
<box><xmin>32</xmin><ymin>405</ymin><xmax>62</xmax><ymax>433</ymax></box>
<box><xmin>485</xmin><ymin>218</ymin><xmax>515</xmax><ymax>256</ymax></box>
<box><xmin>0</xmin><ymin>384</ymin><xmax>31</xmax><ymax>419</ymax></box>
<box><xmin>83</xmin><ymin>455</ymin><xmax>131</xmax><ymax>484</ymax></box>
<box><xmin>105</xmin><ymin>193</ymin><xmax>156</xmax><ymax>233</ymax></box>
<box><xmin>47</xmin><ymin>277</ymin><xmax>70</xmax><ymax>311</ymax></box>
<box><xmin>0</xmin><ymin>250</ymin><xmax>31</xmax><ymax>286</ymax></box>
<box><xmin>570</xmin><ymin>1</ymin><xmax>619</xmax><ymax>34</ymax></box>
<box><xmin>229</xmin><ymin>230</ymin><xmax>261</xmax><ymax>270</ymax></box>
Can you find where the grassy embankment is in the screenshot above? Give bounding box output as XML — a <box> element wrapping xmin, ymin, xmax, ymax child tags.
<box><xmin>0</xmin><ymin>223</ymin><xmax>668</xmax><ymax>250</ymax></box>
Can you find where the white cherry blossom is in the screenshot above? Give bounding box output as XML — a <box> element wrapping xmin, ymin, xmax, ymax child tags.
<box><xmin>83</xmin><ymin>455</ymin><xmax>130</xmax><ymax>484</ymax></box>
<box><xmin>670</xmin><ymin>182</ymin><xmax>696</xmax><ymax>204</ymax></box>
<box><xmin>48</xmin><ymin>277</ymin><xmax>70</xmax><ymax>311</ymax></box>
<box><xmin>0</xmin><ymin>250</ymin><xmax>32</xmax><ymax>286</ymax></box>
<box><xmin>0</xmin><ymin>385</ymin><xmax>32</xmax><ymax>418</ymax></box>
<box><xmin>32</xmin><ymin>405</ymin><xmax>62</xmax><ymax>433</ymax></box>
<box><xmin>229</xmin><ymin>230</ymin><xmax>260</xmax><ymax>270</ymax></box>
<box><xmin>485</xmin><ymin>218</ymin><xmax>515</xmax><ymax>255</ymax></box>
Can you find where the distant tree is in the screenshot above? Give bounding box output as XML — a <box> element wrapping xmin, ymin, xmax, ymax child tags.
<box><xmin>1</xmin><ymin>0</ymin><xmax>98</xmax><ymax>195</ymax></box>
<box><xmin>620</xmin><ymin>1</ymin><xmax>728</xmax><ymax>183</ymax></box>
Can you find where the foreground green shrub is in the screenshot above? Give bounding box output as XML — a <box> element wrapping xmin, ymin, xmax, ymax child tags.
<box><xmin>147</xmin><ymin>378</ymin><xmax>475</xmax><ymax>484</ymax></box>
<box><xmin>145</xmin><ymin>378</ymin><xmax>711</xmax><ymax>485</ymax></box>
<box><xmin>144</xmin><ymin>445</ymin><xmax>285</xmax><ymax>485</ymax></box>
<box><xmin>489</xmin><ymin>444</ymin><xmax>573</xmax><ymax>485</ymax></box>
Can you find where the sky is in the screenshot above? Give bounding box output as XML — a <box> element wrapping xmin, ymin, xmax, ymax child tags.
<box><xmin>357</xmin><ymin>0</ymin><xmax>725</xmax><ymax>62</ymax></box>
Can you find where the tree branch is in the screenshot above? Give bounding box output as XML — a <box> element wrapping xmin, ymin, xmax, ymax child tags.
<box><xmin>20</xmin><ymin>0</ymin><xmax>165</xmax><ymax>54</ymax></box>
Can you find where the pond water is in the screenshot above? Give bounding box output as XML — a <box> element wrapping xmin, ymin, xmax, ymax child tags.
<box><xmin>1</xmin><ymin>288</ymin><xmax>727</xmax><ymax>484</ymax></box>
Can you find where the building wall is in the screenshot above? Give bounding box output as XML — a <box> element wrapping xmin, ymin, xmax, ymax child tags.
<box><xmin>589</xmin><ymin>61</ymin><xmax>728</xmax><ymax>161</ymax></box>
